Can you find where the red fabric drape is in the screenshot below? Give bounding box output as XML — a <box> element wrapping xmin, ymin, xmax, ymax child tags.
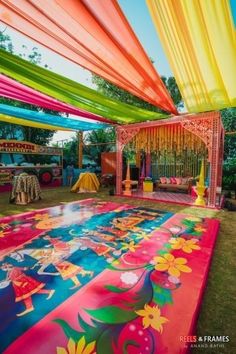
<box><xmin>0</xmin><ymin>0</ymin><xmax>177</xmax><ymax>114</ymax></box>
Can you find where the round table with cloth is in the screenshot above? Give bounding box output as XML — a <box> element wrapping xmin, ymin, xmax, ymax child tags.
<box><xmin>10</xmin><ymin>175</ymin><xmax>41</xmax><ymax>204</ymax></box>
<box><xmin>71</xmin><ymin>172</ymin><xmax>100</xmax><ymax>193</ymax></box>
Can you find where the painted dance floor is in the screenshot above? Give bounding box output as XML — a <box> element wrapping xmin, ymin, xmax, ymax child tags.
<box><xmin>0</xmin><ymin>199</ymin><xmax>219</xmax><ymax>353</ymax></box>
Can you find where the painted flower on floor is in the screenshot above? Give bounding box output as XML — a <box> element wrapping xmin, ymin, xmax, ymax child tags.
<box><xmin>136</xmin><ymin>232</ymin><xmax>151</xmax><ymax>240</ymax></box>
<box><xmin>32</xmin><ymin>213</ymin><xmax>50</xmax><ymax>221</ymax></box>
<box><xmin>57</xmin><ymin>337</ymin><xmax>95</xmax><ymax>354</ymax></box>
<box><xmin>153</xmin><ymin>253</ymin><xmax>192</xmax><ymax>277</ymax></box>
<box><xmin>121</xmin><ymin>241</ymin><xmax>140</xmax><ymax>252</ymax></box>
<box><xmin>0</xmin><ymin>230</ymin><xmax>8</xmax><ymax>238</ymax></box>
<box><xmin>168</xmin><ymin>275</ymin><xmax>181</xmax><ymax>284</ymax></box>
<box><xmin>184</xmin><ymin>216</ymin><xmax>202</xmax><ymax>223</ymax></box>
<box><xmin>136</xmin><ymin>304</ymin><xmax>168</xmax><ymax>333</ymax></box>
<box><xmin>194</xmin><ymin>225</ymin><xmax>207</xmax><ymax>233</ymax></box>
<box><xmin>169</xmin><ymin>237</ymin><xmax>201</xmax><ymax>253</ymax></box>
<box><xmin>120</xmin><ymin>271</ymin><xmax>139</xmax><ymax>285</ymax></box>
<box><xmin>0</xmin><ymin>223</ymin><xmax>9</xmax><ymax>230</ymax></box>
<box><xmin>169</xmin><ymin>226</ymin><xmax>182</xmax><ymax>234</ymax></box>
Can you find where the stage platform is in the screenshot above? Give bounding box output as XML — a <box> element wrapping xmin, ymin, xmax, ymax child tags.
<box><xmin>126</xmin><ymin>190</ymin><xmax>223</xmax><ymax>208</ymax></box>
<box><xmin>132</xmin><ymin>190</ymin><xmax>197</xmax><ymax>206</ymax></box>
<box><xmin>0</xmin><ymin>199</ymin><xmax>219</xmax><ymax>353</ymax></box>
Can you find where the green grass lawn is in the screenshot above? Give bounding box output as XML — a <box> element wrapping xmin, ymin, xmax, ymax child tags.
<box><xmin>0</xmin><ymin>186</ymin><xmax>235</xmax><ymax>353</ymax></box>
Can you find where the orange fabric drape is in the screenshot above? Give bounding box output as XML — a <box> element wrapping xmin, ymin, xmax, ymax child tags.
<box><xmin>0</xmin><ymin>0</ymin><xmax>177</xmax><ymax>114</ymax></box>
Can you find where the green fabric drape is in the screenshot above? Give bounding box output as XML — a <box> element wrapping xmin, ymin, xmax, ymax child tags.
<box><xmin>0</xmin><ymin>50</ymin><xmax>168</xmax><ymax>124</ymax></box>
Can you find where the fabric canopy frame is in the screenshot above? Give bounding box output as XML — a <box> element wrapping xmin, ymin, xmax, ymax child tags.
<box><xmin>0</xmin><ymin>103</ymin><xmax>109</xmax><ymax>131</ymax></box>
<box><xmin>0</xmin><ymin>0</ymin><xmax>177</xmax><ymax>114</ymax></box>
<box><xmin>146</xmin><ymin>0</ymin><xmax>236</xmax><ymax>113</ymax></box>
<box><xmin>0</xmin><ymin>74</ymin><xmax>113</xmax><ymax>124</ymax></box>
<box><xmin>0</xmin><ymin>49</ymin><xmax>169</xmax><ymax>124</ymax></box>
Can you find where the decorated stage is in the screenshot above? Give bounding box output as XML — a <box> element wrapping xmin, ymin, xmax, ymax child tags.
<box><xmin>0</xmin><ymin>199</ymin><xmax>219</xmax><ymax>353</ymax></box>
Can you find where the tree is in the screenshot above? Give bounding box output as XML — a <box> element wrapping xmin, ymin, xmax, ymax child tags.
<box><xmin>0</xmin><ymin>31</ymin><xmax>13</xmax><ymax>53</ymax></box>
<box><xmin>83</xmin><ymin>128</ymin><xmax>116</xmax><ymax>166</ymax></box>
<box><xmin>161</xmin><ymin>76</ymin><xmax>183</xmax><ymax>108</ymax></box>
<box><xmin>221</xmin><ymin>108</ymin><xmax>236</xmax><ymax>160</ymax></box>
<box><xmin>92</xmin><ymin>74</ymin><xmax>183</xmax><ymax>111</ymax></box>
<box><xmin>0</xmin><ymin>32</ymin><xmax>55</xmax><ymax>145</ymax></box>
<box><xmin>62</xmin><ymin>138</ymin><xmax>78</xmax><ymax>165</ymax></box>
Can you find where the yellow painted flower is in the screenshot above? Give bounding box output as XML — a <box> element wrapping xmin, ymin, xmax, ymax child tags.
<box><xmin>112</xmin><ymin>260</ymin><xmax>120</xmax><ymax>266</ymax></box>
<box><xmin>170</xmin><ymin>238</ymin><xmax>200</xmax><ymax>253</ymax></box>
<box><xmin>121</xmin><ymin>241</ymin><xmax>140</xmax><ymax>252</ymax></box>
<box><xmin>194</xmin><ymin>225</ymin><xmax>207</xmax><ymax>233</ymax></box>
<box><xmin>136</xmin><ymin>232</ymin><xmax>151</xmax><ymax>240</ymax></box>
<box><xmin>153</xmin><ymin>253</ymin><xmax>192</xmax><ymax>277</ymax></box>
<box><xmin>33</xmin><ymin>213</ymin><xmax>50</xmax><ymax>221</ymax></box>
<box><xmin>0</xmin><ymin>230</ymin><xmax>8</xmax><ymax>238</ymax></box>
<box><xmin>0</xmin><ymin>223</ymin><xmax>9</xmax><ymax>229</ymax></box>
<box><xmin>185</xmin><ymin>216</ymin><xmax>201</xmax><ymax>223</ymax></box>
<box><xmin>57</xmin><ymin>336</ymin><xmax>95</xmax><ymax>354</ymax></box>
<box><xmin>136</xmin><ymin>304</ymin><xmax>168</xmax><ymax>333</ymax></box>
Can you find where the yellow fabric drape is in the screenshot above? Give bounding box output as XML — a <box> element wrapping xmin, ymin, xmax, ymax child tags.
<box><xmin>71</xmin><ymin>173</ymin><xmax>100</xmax><ymax>193</ymax></box>
<box><xmin>146</xmin><ymin>0</ymin><xmax>236</xmax><ymax>112</ymax></box>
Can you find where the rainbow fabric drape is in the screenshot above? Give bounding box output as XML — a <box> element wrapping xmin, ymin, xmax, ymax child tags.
<box><xmin>0</xmin><ymin>74</ymin><xmax>112</xmax><ymax>124</ymax></box>
<box><xmin>146</xmin><ymin>0</ymin><xmax>236</xmax><ymax>112</ymax></box>
<box><xmin>0</xmin><ymin>104</ymin><xmax>108</xmax><ymax>131</ymax></box>
<box><xmin>0</xmin><ymin>49</ymin><xmax>168</xmax><ymax>124</ymax></box>
<box><xmin>0</xmin><ymin>0</ymin><xmax>177</xmax><ymax>114</ymax></box>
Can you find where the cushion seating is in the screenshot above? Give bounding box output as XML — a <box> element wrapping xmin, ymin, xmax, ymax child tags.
<box><xmin>156</xmin><ymin>179</ymin><xmax>192</xmax><ymax>194</ymax></box>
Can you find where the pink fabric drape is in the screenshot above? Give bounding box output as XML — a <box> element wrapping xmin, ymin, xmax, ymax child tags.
<box><xmin>0</xmin><ymin>74</ymin><xmax>112</xmax><ymax>123</ymax></box>
<box><xmin>0</xmin><ymin>0</ymin><xmax>177</xmax><ymax>114</ymax></box>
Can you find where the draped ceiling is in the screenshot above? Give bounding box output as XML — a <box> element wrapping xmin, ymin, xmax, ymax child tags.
<box><xmin>0</xmin><ymin>0</ymin><xmax>235</xmax><ymax>132</ymax></box>
<box><xmin>0</xmin><ymin>50</ymin><xmax>168</xmax><ymax>124</ymax></box>
<box><xmin>146</xmin><ymin>0</ymin><xmax>236</xmax><ymax>113</ymax></box>
<box><xmin>0</xmin><ymin>0</ymin><xmax>177</xmax><ymax>114</ymax></box>
<box><xmin>0</xmin><ymin>103</ymin><xmax>108</xmax><ymax>131</ymax></box>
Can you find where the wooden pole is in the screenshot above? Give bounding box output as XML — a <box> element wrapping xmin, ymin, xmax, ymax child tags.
<box><xmin>77</xmin><ymin>131</ymin><xmax>83</xmax><ymax>169</ymax></box>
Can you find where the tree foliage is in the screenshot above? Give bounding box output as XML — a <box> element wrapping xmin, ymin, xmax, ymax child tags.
<box><xmin>62</xmin><ymin>138</ymin><xmax>78</xmax><ymax>165</ymax></box>
<box><xmin>92</xmin><ymin>74</ymin><xmax>183</xmax><ymax>110</ymax></box>
<box><xmin>221</xmin><ymin>108</ymin><xmax>236</xmax><ymax>160</ymax></box>
<box><xmin>83</xmin><ymin>128</ymin><xmax>116</xmax><ymax>166</ymax></box>
<box><xmin>0</xmin><ymin>31</ymin><xmax>13</xmax><ymax>53</ymax></box>
<box><xmin>0</xmin><ymin>32</ymin><xmax>55</xmax><ymax>145</ymax></box>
